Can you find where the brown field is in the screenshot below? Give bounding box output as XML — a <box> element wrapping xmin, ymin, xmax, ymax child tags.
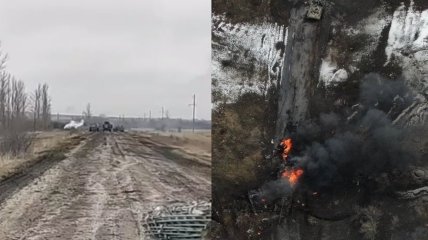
<box><xmin>0</xmin><ymin>131</ymin><xmax>83</xmax><ymax>181</ymax></box>
<box><xmin>131</xmin><ymin>130</ymin><xmax>211</xmax><ymax>166</ymax></box>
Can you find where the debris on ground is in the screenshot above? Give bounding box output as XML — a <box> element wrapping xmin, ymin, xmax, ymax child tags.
<box><xmin>143</xmin><ymin>201</ymin><xmax>211</xmax><ymax>239</ymax></box>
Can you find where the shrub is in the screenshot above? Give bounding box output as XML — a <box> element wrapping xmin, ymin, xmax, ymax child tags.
<box><xmin>0</xmin><ymin>130</ymin><xmax>33</xmax><ymax>156</ymax></box>
<box><xmin>358</xmin><ymin>206</ymin><xmax>382</xmax><ymax>240</ymax></box>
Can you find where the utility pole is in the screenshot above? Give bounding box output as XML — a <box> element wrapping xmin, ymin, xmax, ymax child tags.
<box><xmin>189</xmin><ymin>94</ymin><xmax>196</xmax><ymax>133</ymax></box>
<box><xmin>149</xmin><ymin>110</ymin><xmax>151</xmax><ymax>120</ymax></box>
<box><xmin>161</xmin><ymin>106</ymin><xmax>164</xmax><ymax>120</ymax></box>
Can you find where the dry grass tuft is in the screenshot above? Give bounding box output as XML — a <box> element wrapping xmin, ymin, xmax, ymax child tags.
<box><xmin>148</xmin><ymin>130</ymin><xmax>211</xmax><ymax>160</ymax></box>
<box><xmin>30</xmin><ymin>131</ymin><xmax>69</xmax><ymax>155</ymax></box>
<box><xmin>0</xmin><ymin>131</ymin><xmax>77</xmax><ymax>181</ymax></box>
<box><xmin>0</xmin><ymin>153</ymin><xmax>26</xmax><ymax>179</ymax></box>
<box><xmin>357</xmin><ymin>206</ymin><xmax>383</xmax><ymax>240</ymax></box>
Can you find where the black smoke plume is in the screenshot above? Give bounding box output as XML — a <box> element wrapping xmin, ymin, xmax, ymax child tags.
<box><xmin>251</xmin><ymin>74</ymin><xmax>420</xmax><ymax>205</ymax></box>
<box><xmin>292</xmin><ymin>73</ymin><xmax>417</xmax><ymax>190</ymax></box>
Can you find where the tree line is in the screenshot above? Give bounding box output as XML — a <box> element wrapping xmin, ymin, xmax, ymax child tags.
<box><xmin>0</xmin><ymin>44</ymin><xmax>51</xmax><ymax>132</ymax></box>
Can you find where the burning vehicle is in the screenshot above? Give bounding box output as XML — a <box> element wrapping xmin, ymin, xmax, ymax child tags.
<box><xmin>276</xmin><ymin>138</ymin><xmax>304</xmax><ymax>186</ymax></box>
<box><xmin>249</xmin><ymin>75</ymin><xmax>421</xmax><ymax>212</ymax></box>
<box><xmin>276</xmin><ymin>138</ymin><xmax>293</xmax><ymax>163</ymax></box>
<box><xmin>250</xmin><ymin>137</ymin><xmax>304</xmax><ymax>207</ymax></box>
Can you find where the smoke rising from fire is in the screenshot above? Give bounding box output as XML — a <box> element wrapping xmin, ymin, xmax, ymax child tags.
<box><xmin>251</xmin><ymin>179</ymin><xmax>293</xmax><ymax>203</ymax></box>
<box><xmin>293</xmin><ymin>73</ymin><xmax>418</xmax><ymax>189</ymax></box>
<box><xmin>251</xmin><ymin>73</ymin><xmax>420</xmax><ymax>204</ymax></box>
<box><xmin>359</xmin><ymin>74</ymin><xmax>413</xmax><ymax>113</ymax></box>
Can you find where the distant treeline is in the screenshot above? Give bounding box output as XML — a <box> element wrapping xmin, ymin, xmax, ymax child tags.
<box><xmin>52</xmin><ymin>114</ymin><xmax>211</xmax><ymax>131</ymax></box>
<box><xmin>0</xmin><ymin>45</ymin><xmax>51</xmax><ymax>132</ymax></box>
<box><xmin>0</xmin><ymin>44</ymin><xmax>52</xmax><ymax>156</ymax></box>
<box><xmin>123</xmin><ymin>118</ymin><xmax>212</xmax><ymax>131</ymax></box>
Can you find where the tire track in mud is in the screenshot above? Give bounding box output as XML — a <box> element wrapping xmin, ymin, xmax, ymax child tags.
<box><xmin>0</xmin><ymin>134</ymin><xmax>89</xmax><ymax>204</ymax></box>
<box><xmin>0</xmin><ymin>132</ymin><xmax>210</xmax><ymax>240</ymax></box>
<box><xmin>111</xmin><ymin>134</ymin><xmax>192</xmax><ymax>206</ymax></box>
<box><xmin>107</xmin><ymin>134</ymin><xmax>145</xmax><ymax>238</ymax></box>
<box><xmin>125</xmin><ymin>133</ymin><xmax>211</xmax><ymax>197</ymax></box>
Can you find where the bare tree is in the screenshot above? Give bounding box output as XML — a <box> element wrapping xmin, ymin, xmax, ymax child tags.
<box><xmin>5</xmin><ymin>75</ymin><xmax>11</xmax><ymax>127</ymax></box>
<box><xmin>31</xmin><ymin>84</ymin><xmax>42</xmax><ymax>130</ymax></box>
<box><xmin>0</xmin><ymin>42</ymin><xmax>8</xmax><ymax>71</ymax></box>
<box><xmin>0</xmin><ymin>44</ymin><xmax>48</xmax><ymax>155</ymax></box>
<box><xmin>83</xmin><ymin>103</ymin><xmax>91</xmax><ymax>122</ymax></box>
<box><xmin>18</xmin><ymin>80</ymin><xmax>27</xmax><ymax>119</ymax></box>
<box><xmin>0</xmin><ymin>72</ymin><xmax>10</xmax><ymax>128</ymax></box>
<box><xmin>41</xmin><ymin>83</ymin><xmax>50</xmax><ymax>129</ymax></box>
<box><xmin>10</xmin><ymin>78</ymin><xmax>27</xmax><ymax>125</ymax></box>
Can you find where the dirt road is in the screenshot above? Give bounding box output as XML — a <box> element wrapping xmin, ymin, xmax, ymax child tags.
<box><xmin>0</xmin><ymin>132</ymin><xmax>211</xmax><ymax>240</ymax></box>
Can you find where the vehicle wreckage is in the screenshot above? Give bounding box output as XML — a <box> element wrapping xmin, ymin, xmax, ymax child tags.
<box><xmin>250</xmin><ymin>137</ymin><xmax>305</xmax><ymax>207</ymax></box>
<box><xmin>306</xmin><ymin>0</ymin><xmax>324</xmax><ymax>20</ymax></box>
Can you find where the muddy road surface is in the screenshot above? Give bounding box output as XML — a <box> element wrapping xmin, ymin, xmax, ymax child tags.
<box><xmin>0</xmin><ymin>132</ymin><xmax>211</xmax><ymax>239</ymax></box>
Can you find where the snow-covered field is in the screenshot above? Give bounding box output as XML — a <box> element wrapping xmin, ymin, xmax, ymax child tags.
<box><xmin>386</xmin><ymin>1</ymin><xmax>428</xmax><ymax>63</ymax></box>
<box><xmin>213</xmin><ymin>1</ymin><xmax>428</xmax><ymax>111</ymax></box>
<box><xmin>212</xmin><ymin>14</ymin><xmax>286</xmax><ymax>102</ymax></box>
<box><xmin>319</xmin><ymin>6</ymin><xmax>392</xmax><ymax>87</ymax></box>
<box><xmin>385</xmin><ymin>0</ymin><xmax>428</xmax><ymax>96</ymax></box>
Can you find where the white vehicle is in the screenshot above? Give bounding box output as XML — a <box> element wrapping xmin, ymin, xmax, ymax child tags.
<box><xmin>64</xmin><ymin>119</ymin><xmax>84</xmax><ymax>130</ymax></box>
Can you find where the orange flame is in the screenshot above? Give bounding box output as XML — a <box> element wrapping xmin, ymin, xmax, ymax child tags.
<box><xmin>282</xmin><ymin>168</ymin><xmax>304</xmax><ymax>186</ymax></box>
<box><xmin>280</xmin><ymin>138</ymin><xmax>293</xmax><ymax>161</ymax></box>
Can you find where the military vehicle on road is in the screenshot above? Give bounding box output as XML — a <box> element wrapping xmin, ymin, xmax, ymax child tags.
<box><xmin>102</xmin><ymin>121</ymin><xmax>113</xmax><ymax>132</ymax></box>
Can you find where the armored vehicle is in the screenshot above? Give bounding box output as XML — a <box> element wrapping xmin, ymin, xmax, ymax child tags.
<box><xmin>306</xmin><ymin>0</ymin><xmax>323</xmax><ymax>20</ymax></box>
<box><xmin>102</xmin><ymin>121</ymin><xmax>113</xmax><ymax>132</ymax></box>
<box><xmin>89</xmin><ymin>124</ymin><xmax>99</xmax><ymax>132</ymax></box>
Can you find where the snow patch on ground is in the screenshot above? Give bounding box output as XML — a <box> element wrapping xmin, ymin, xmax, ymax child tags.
<box><xmin>386</xmin><ymin>0</ymin><xmax>428</xmax><ymax>62</ymax></box>
<box><xmin>212</xmin><ymin>14</ymin><xmax>286</xmax><ymax>102</ymax></box>
<box><xmin>385</xmin><ymin>0</ymin><xmax>428</xmax><ymax>96</ymax></box>
<box><xmin>320</xmin><ymin>7</ymin><xmax>391</xmax><ymax>87</ymax></box>
<box><xmin>212</xmin><ymin>15</ymin><xmax>285</xmax><ymax>65</ymax></box>
<box><xmin>345</xmin><ymin>6</ymin><xmax>392</xmax><ymax>63</ymax></box>
<box><xmin>320</xmin><ymin>59</ymin><xmax>336</xmax><ymax>85</ymax></box>
<box><xmin>319</xmin><ymin>58</ymin><xmax>349</xmax><ymax>87</ymax></box>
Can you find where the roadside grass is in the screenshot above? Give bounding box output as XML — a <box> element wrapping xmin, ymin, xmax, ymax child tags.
<box><xmin>157</xmin><ymin>146</ymin><xmax>187</xmax><ymax>162</ymax></box>
<box><xmin>30</xmin><ymin>131</ymin><xmax>69</xmax><ymax>155</ymax></box>
<box><xmin>155</xmin><ymin>145</ymin><xmax>210</xmax><ymax>168</ymax></box>
<box><xmin>150</xmin><ymin>131</ymin><xmax>211</xmax><ymax>155</ymax></box>
<box><xmin>212</xmin><ymin>93</ymin><xmax>270</xmax><ymax>197</ymax></box>
<box><xmin>0</xmin><ymin>154</ymin><xmax>26</xmax><ymax>180</ymax></box>
<box><xmin>0</xmin><ymin>132</ymin><xmax>85</xmax><ymax>182</ymax></box>
<box><xmin>210</xmin><ymin>92</ymin><xmax>280</xmax><ymax>238</ymax></box>
<box><xmin>132</xmin><ymin>131</ymin><xmax>211</xmax><ymax>166</ymax></box>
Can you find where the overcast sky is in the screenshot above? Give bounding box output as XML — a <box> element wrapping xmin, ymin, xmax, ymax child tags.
<box><xmin>0</xmin><ymin>0</ymin><xmax>211</xmax><ymax>120</ymax></box>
